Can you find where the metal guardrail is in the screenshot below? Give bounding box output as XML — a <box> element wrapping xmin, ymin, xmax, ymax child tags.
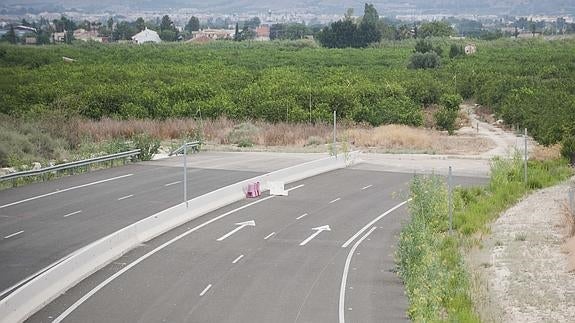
<box><xmin>169</xmin><ymin>141</ymin><xmax>202</xmax><ymax>156</ymax></box>
<box><xmin>0</xmin><ymin>149</ymin><xmax>141</xmax><ymax>182</ymax></box>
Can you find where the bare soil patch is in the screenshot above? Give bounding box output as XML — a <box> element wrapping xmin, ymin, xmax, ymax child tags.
<box><xmin>467</xmin><ymin>178</ymin><xmax>575</xmax><ymax>323</ymax></box>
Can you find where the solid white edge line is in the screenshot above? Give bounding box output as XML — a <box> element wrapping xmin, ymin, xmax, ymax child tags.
<box><xmin>339</xmin><ymin>226</ymin><xmax>377</xmax><ymax>323</ymax></box>
<box><xmin>63</xmin><ymin>210</ymin><xmax>82</xmax><ymax>218</ymax></box>
<box><xmin>232</xmin><ymin>254</ymin><xmax>244</xmax><ymax>264</ymax></box>
<box><xmin>4</xmin><ymin>230</ymin><xmax>24</xmax><ymax>239</ymax></box>
<box><xmin>287</xmin><ymin>184</ymin><xmax>305</xmax><ymax>191</ymax></box>
<box><xmin>296</xmin><ymin>213</ymin><xmax>308</xmax><ymax>220</ymax></box>
<box><xmin>164</xmin><ymin>181</ymin><xmax>182</xmax><ymax>187</ymax></box>
<box><xmin>199</xmin><ymin>284</ymin><xmax>212</xmax><ymax>296</ymax></box>
<box><xmin>51</xmin><ymin>186</ymin><xmax>312</xmax><ymax>323</ymax></box>
<box><xmin>117</xmin><ymin>194</ymin><xmax>134</xmax><ymax>201</ymax></box>
<box><xmin>341</xmin><ymin>199</ymin><xmax>410</xmax><ymax>248</ymax></box>
<box><xmin>329</xmin><ymin>198</ymin><xmax>341</xmax><ymax>204</ymax></box>
<box><xmin>0</xmin><ymin>174</ymin><xmax>134</xmax><ymax>209</ymax></box>
<box><xmin>264</xmin><ymin>232</ymin><xmax>276</xmax><ymax>240</ymax></box>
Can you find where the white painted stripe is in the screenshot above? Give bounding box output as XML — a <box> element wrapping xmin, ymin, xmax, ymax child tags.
<box><xmin>361</xmin><ymin>185</ymin><xmax>373</xmax><ymax>190</ymax></box>
<box><xmin>199</xmin><ymin>284</ymin><xmax>212</xmax><ymax>296</ymax></box>
<box><xmin>117</xmin><ymin>194</ymin><xmax>134</xmax><ymax>201</ymax></box>
<box><xmin>52</xmin><ymin>189</ymin><xmax>302</xmax><ymax>322</ymax></box>
<box><xmin>0</xmin><ymin>174</ymin><xmax>134</xmax><ymax>209</ymax></box>
<box><xmin>341</xmin><ymin>199</ymin><xmax>410</xmax><ymax>248</ymax></box>
<box><xmin>4</xmin><ymin>231</ymin><xmax>24</xmax><ymax>239</ymax></box>
<box><xmin>339</xmin><ymin>226</ymin><xmax>377</xmax><ymax>323</ymax></box>
<box><xmin>63</xmin><ymin>210</ymin><xmax>82</xmax><ymax>218</ymax></box>
<box><xmin>264</xmin><ymin>232</ymin><xmax>276</xmax><ymax>240</ymax></box>
<box><xmin>287</xmin><ymin>184</ymin><xmax>305</xmax><ymax>191</ymax></box>
<box><xmin>232</xmin><ymin>255</ymin><xmax>244</xmax><ymax>264</ymax></box>
<box><xmin>296</xmin><ymin>213</ymin><xmax>308</xmax><ymax>220</ymax></box>
<box><xmin>329</xmin><ymin>198</ymin><xmax>341</xmax><ymax>204</ymax></box>
<box><xmin>164</xmin><ymin>181</ymin><xmax>182</xmax><ymax>187</ymax></box>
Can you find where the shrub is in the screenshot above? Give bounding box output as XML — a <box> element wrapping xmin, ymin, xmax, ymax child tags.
<box><xmin>434</xmin><ymin>108</ymin><xmax>458</xmax><ymax>135</ymax></box>
<box><xmin>408</xmin><ymin>52</ymin><xmax>441</xmax><ymax>69</ymax></box>
<box><xmin>561</xmin><ymin>136</ymin><xmax>575</xmax><ymax>165</ymax></box>
<box><xmin>440</xmin><ymin>93</ymin><xmax>463</xmax><ymax>111</ymax></box>
<box><xmin>132</xmin><ymin>133</ymin><xmax>160</xmax><ymax>161</ymax></box>
<box><xmin>227</xmin><ymin>122</ymin><xmax>259</xmax><ymax>146</ymax></box>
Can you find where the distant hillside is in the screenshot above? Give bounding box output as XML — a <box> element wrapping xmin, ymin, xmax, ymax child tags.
<box><xmin>4</xmin><ymin>0</ymin><xmax>575</xmax><ymax>15</ymax></box>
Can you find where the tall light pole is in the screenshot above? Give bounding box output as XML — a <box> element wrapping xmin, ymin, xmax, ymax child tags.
<box><xmin>333</xmin><ymin>110</ymin><xmax>337</xmax><ymax>158</ymax></box>
<box><xmin>183</xmin><ymin>142</ymin><xmax>188</xmax><ymax>208</ymax></box>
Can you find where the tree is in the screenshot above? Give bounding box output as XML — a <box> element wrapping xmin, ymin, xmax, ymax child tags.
<box><xmin>244</xmin><ymin>17</ymin><xmax>261</xmax><ymax>29</ymax></box>
<box><xmin>107</xmin><ymin>17</ymin><xmax>114</xmax><ymax>30</ymax></box>
<box><xmin>234</xmin><ymin>23</ymin><xmax>240</xmax><ymax>41</ymax></box>
<box><xmin>408</xmin><ymin>52</ymin><xmax>441</xmax><ymax>69</ymax></box>
<box><xmin>135</xmin><ymin>17</ymin><xmax>146</xmax><ymax>32</ymax></box>
<box><xmin>418</xmin><ymin>21</ymin><xmax>454</xmax><ymax>38</ymax></box>
<box><xmin>357</xmin><ymin>3</ymin><xmax>381</xmax><ymax>45</ymax></box>
<box><xmin>160</xmin><ymin>15</ymin><xmax>174</xmax><ymax>31</ymax></box>
<box><xmin>3</xmin><ymin>25</ymin><xmax>17</xmax><ymax>44</ymax></box>
<box><xmin>185</xmin><ymin>16</ymin><xmax>200</xmax><ymax>33</ymax></box>
<box><xmin>449</xmin><ymin>44</ymin><xmax>464</xmax><ymax>58</ymax></box>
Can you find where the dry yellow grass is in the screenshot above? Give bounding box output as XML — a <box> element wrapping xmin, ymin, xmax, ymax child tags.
<box><xmin>346</xmin><ymin>125</ymin><xmax>438</xmax><ymax>152</ymax></box>
<box><xmin>531</xmin><ymin>144</ymin><xmax>562</xmax><ymax>161</ymax></box>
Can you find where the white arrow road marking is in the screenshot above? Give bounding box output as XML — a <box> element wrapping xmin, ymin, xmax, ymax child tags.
<box><xmin>361</xmin><ymin>185</ymin><xmax>373</xmax><ymax>190</ymax></box>
<box><xmin>329</xmin><ymin>198</ymin><xmax>341</xmax><ymax>204</ymax></box>
<box><xmin>299</xmin><ymin>225</ymin><xmax>331</xmax><ymax>246</ymax></box>
<box><xmin>217</xmin><ymin>220</ymin><xmax>256</xmax><ymax>241</ymax></box>
<box><xmin>339</xmin><ymin>226</ymin><xmax>377</xmax><ymax>323</ymax></box>
<box><xmin>52</xmin><ymin>184</ymin><xmax>307</xmax><ymax>323</ymax></box>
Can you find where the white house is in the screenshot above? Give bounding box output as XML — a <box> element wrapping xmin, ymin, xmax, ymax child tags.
<box><xmin>132</xmin><ymin>28</ymin><xmax>161</xmax><ymax>44</ymax></box>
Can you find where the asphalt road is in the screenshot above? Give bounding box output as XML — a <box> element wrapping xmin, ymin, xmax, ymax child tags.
<box><xmin>0</xmin><ymin>161</ymin><xmax>262</xmax><ymax>296</ymax></box>
<box><xmin>32</xmin><ymin>168</ymin><xmax>486</xmax><ymax>323</ymax></box>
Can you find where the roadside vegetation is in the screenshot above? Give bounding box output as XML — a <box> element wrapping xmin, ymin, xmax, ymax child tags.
<box><xmin>397</xmin><ymin>156</ymin><xmax>573</xmax><ymax>321</ymax></box>
<box><xmin>1</xmin><ymin>37</ymin><xmax>574</xmax><ymax>170</ymax></box>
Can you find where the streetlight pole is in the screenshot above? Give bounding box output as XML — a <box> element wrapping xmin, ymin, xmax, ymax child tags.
<box><xmin>183</xmin><ymin>142</ymin><xmax>188</xmax><ymax>208</ymax></box>
<box><xmin>333</xmin><ymin>110</ymin><xmax>337</xmax><ymax>158</ymax></box>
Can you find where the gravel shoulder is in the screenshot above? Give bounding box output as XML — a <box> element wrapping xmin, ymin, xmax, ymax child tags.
<box><xmin>467</xmin><ymin>178</ymin><xmax>575</xmax><ymax>322</ymax></box>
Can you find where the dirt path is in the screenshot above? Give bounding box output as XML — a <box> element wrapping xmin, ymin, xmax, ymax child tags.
<box><xmin>468</xmin><ymin>178</ymin><xmax>575</xmax><ymax>322</ymax></box>
<box><xmin>460</xmin><ymin>103</ymin><xmax>530</xmax><ymax>159</ymax></box>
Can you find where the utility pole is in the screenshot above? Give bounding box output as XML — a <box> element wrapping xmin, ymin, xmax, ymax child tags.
<box><xmin>524</xmin><ymin>128</ymin><xmax>528</xmax><ymax>185</ymax></box>
<box><xmin>448</xmin><ymin>166</ymin><xmax>453</xmax><ymax>235</ymax></box>
<box><xmin>183</xmin><ymin>142</ymin><xmax>188</xmax><ymax>208</ymax></box>
<box><xmin>333</xmin><ymin>110</ymin><xmax>337</xmax><ymax>158</ymax></box>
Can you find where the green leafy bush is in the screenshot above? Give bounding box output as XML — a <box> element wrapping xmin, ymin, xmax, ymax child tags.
<box><xmin>408</xmin><ymin>52</ymin><xmax>441</xmax><ymax>69</ymax></box>
<box><xmin>132</xmin><ymin>133</ymin><xmax>160</xmax><ymax>161</ymax></box>
<box><xmin>434</xmin><ymin>108</ymin><xmax>458</xmax><ymax>134</ymax></box>
<box><xmin>561</xmin><ymin>136</ymin><xmax>575</xmax><ymax>165</ymax></box>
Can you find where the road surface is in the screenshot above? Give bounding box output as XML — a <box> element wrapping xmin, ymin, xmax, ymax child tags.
<box><xmin>31</xmin><ymin>168</ymin><xmax>485</xmax><ymax>323</ymax></box>
<box><xmin>0</xmin><ymin>152</ymin><xmax>324</xmax><ymax>296</ymax></box>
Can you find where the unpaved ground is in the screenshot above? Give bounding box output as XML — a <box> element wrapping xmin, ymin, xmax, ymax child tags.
<box><xmin>468</xmin><ymin>178</ymin><xmax>575</xmax><ymax>323</ymax></box>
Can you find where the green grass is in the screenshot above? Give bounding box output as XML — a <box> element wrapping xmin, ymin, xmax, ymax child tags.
<box><xmin>397</xmin><ymin>157</ymin><xmax>572</xmax><ymax>322</ymax></box>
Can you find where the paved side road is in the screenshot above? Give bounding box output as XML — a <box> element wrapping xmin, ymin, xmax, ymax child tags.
<box><xmin>32</xmin><ymin>168</ymin><xmax>485</xmax><ymax>323</ymax></box>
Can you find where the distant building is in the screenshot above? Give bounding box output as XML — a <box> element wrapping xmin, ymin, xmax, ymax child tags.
<box><xmin>255</xmin><ymin>25</ymin><xmax>270</xmax><ymax>41</ymax></box>
<box><xmin>190</xmin><ymin>29</ymin><xmax>234</xmax><ymax>42</ymax></box>
<box><xmin>132</xmin><ymin>28</ymin><xmax>161</xmax><ymax>44</ymax></box>
<box><xmin>25</xmin><ymin>37</ymin><xmax>37</xmax><ymax>45</ymax></box>
<box><xmin>73</xmin><ymin>28</ymin><xmax>104</xmax><ymax>42</ymax></box>
<box><xmin>465</xmin><ymin>44</ymin><xmax>477</xmax><ymax>55</ymax></box>
<box><xmin>52</xmin><ymin>32</ymin><xmax>66</xmax><ymax>43</ymax></box>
